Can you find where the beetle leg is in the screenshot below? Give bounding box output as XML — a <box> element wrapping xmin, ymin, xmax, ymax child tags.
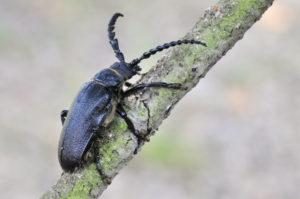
<box><xmin>122</xmin><ymin>82</ymin><xmax>187</xmax><ymax>98</ymax></box>
<box><xmin>60</xmin><ymin>110</ymin><xmax>68</xmax><ymax>125</ymax></box>
<box><xmin>93</xmin><ymin>139</ymin><xmax>113</xmax><ymax>185</ymax></box>
<box><xmin>116</xmin><ymin>104</ymin><xmax>149</xmax><ymax>154</ymax></box>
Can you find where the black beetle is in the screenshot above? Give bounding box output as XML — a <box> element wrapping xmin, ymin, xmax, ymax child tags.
<box><xmin>58</xmin><ymin>13</ymin><xmax>206</xmax><ymax>172</ymax></box>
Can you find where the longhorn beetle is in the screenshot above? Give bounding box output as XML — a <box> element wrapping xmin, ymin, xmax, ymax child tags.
<box><xmin>58</xmin><ymin>13</ymin><xmax>206</xmax><ymax>172</ymax></box>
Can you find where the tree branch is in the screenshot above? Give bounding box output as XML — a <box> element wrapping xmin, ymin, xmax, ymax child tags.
<box><xmin>42</xmin><ymin>0</ymin><xmax>274</xmax><ymax>198</ymax></box>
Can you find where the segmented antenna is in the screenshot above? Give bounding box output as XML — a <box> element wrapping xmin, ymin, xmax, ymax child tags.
<box><xmin>108</xmin><ymin>13</ymin><xmax>125</xmax><ymax>62</ymax></box>
<box><xmin>129</xmin><ymin>39</ymin><xmax>206</xmax><ymax>67</ymax></box>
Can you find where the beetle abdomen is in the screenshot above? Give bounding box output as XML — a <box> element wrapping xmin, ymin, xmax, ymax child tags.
<box><xmin>58</xmin><ymin>81</ymin><xmax>113</xmax><ymax>171</ymax></box>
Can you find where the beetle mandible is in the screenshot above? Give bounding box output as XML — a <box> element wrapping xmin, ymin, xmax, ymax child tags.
<box><xmin>58</xmin><ymin>13</ymin><xmax>206</xmax><ymax>172</ymax></box>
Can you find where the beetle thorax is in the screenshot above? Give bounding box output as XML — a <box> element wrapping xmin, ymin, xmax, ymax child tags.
<box><xmin>93</xmin><ymin>62</ymin><xmax>135</xmax><ymax>88</ymax></box>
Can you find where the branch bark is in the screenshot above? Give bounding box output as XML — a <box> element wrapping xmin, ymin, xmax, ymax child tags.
<box><xmin>42</xmin><ymin>0</ymin><xmax>274</xmax><ymax>198</ymax></box>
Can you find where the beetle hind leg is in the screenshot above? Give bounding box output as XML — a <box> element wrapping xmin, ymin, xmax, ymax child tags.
<box><xmin>116</xmin><ymin>104</ymin><xmax>149</xmax><ymax>154</ymax></box>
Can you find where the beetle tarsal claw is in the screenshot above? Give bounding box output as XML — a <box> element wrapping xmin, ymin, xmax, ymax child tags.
<box><xmin>132</xmin><ymin>131</ymin><xmax>151</xmax><ymax>154</ymax></box>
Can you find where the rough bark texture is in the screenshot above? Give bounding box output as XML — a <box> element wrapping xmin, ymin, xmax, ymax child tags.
<box><xmin>42</xmin><ymin>0</ymin><xmax>274</xmax><ymax>198</ymax></box>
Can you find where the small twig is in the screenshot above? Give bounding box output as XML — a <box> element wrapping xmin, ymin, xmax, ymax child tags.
<box><xmin>42</xmin><ymin>0</ymin><xmax>274</xmax><ymax>198</ymax></box>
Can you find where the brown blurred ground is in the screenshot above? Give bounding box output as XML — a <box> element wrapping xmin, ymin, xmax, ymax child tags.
<box><xmin>0</xmin><ymin>0</ymin><xmax>299</xmax><ymax>198</ymax></box>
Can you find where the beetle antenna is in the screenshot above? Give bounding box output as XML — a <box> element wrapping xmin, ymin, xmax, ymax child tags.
<box><xmin>108</xmin><ymin>13</ymin><xmax>125</xmax><ymax>62</ymax></box>
<box><xmin>129</xmin><ymin>39</ymin><xmax>206</xmax><ymax>67</ymax></box>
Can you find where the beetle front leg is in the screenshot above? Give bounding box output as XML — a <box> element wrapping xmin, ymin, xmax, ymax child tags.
<box><xmin>122</xmin><ymin>82</ymin><xmax>187</xmax><ymax>98</ymax></box>
<box><xmin>60</xmin><ymin>110</ymin><xmax>68</xmax><ymax>125</ymax></box>
<box><xmin>116</xmin><ymin>104</ymin><xmax>149</xmax><ymax>154</ymax></box>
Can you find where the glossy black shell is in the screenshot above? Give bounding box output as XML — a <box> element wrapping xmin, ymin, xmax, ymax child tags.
<box><xmin>58</xmin><ymin>62</ymin><xmax>133</xmax><ymax>171</ymax></box>
<box><xmin>58</xmin><ymin>81</ymin><xmax>114</xmax><ymax>171</ymax></box>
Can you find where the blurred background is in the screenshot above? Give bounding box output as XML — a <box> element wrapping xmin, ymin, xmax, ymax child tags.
<box><xmin>0</xmin><ymin>0</ymin><xmax>299</xmax><ymax>198</ymax></box>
